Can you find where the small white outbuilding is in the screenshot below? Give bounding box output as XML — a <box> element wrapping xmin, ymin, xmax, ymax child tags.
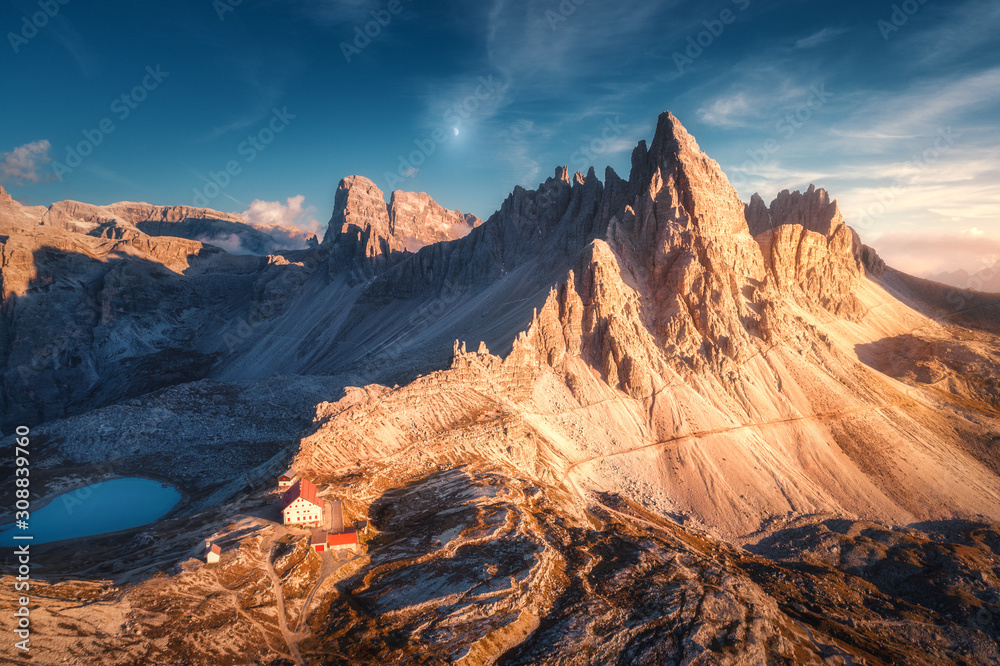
<box><xmin>278</xmin><ymin>469</ymin><xmax>298</xmax><ymax>488</ymax></box>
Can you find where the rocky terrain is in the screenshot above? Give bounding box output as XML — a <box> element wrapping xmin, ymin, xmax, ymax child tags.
<box><xmin>389</xmin><ymin>189</ymin><xmax>482</xmax><ymax>252</ymax></box>
<box><xmin>40</xmin><ymin>198</ymin><xmax>317</xmax><ymax>255</ymax></box>
<box><xmin>1</xmin><ymin>112</ymin><xmax>1000</xmax><ymax>663</ymax></box>
<box><xmin>320</xmin><ymin>176</ymin><xmax>481</xmax><ymax>253</ymax></box>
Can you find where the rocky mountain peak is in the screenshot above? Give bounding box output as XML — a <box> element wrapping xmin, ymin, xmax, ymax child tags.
<box><xmin>745</xmin><ymin>192</ymin><xmax>770</xmax><ymax>235</ymax></box>
<box><xmin>489</xmin><ymin>112</ymin><xmax>771</xmax><ymax>391</ymax></box>
<box><xmin>322</xmin><ymin>175</ymin><xmax>395</xmax><ymax>252</ymax></box>
<box><xmin>388</xmin><ymin>190</ymin><xmax>481</xmax><ymax>252</ymax></box>
<box><xmin>748</xmin><ymin>184</ymin><xmax>864</xmax><ymax>318</ymax></box>
<box><xmin>0</xmin><ymin>185</ymin><xmax>47</xmax><ymax>227</ymax></box>
<box><xmin>626</xmin><ymin>112</ymin><xmax>749</xmax><ymax>240</ymax></box>
<box><xmin>323</xmin><ymin>176</ymin><xmax>484</xmax><ymax>259</ymax></box>
<box><xmin>647</xmin><ymin>110</ymin><xmax>702</xmax><ymax>165</ymax></box>
<box><xmin>766</xmin><ymin>184</ymin><xmax>843</xmax><ymax>237</ymax></box>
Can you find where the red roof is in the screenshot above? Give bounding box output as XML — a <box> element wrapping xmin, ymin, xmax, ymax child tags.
<box><xmin>209</xmin><ymin>544</ymin><xmax>221</xmax><ymax>555</ymax></box>
<box><xmin>327</xmin><ymin>527</ymin><xmax>358</xmax><ymax>547</ymax></box>
<box><xmin>281</xmin><ymin>478</ymin><xmax>320</xmax><ymax>511</ymax></box>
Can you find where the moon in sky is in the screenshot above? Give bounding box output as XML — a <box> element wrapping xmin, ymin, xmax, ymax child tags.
<box><xmin>453</xmin><ymin>127</ymin><xmax>460</xmax><ymax>136</ymax></box>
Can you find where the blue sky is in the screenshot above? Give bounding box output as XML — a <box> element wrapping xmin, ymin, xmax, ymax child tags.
<box><xmin>2</xmin><ymin>0</ymin><xmax>999</xmax><ymax>275</ymax></box>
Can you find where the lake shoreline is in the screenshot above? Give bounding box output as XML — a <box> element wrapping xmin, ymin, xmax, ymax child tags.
<box><xmin>0</xmin><ymin>470</ymin><xmax>185</xmax><ymax>523</ymax></box>
<box><xmin>0</xmin><ymin>477</ymin><xmax>183</xmax><ymax>546</ymax></box>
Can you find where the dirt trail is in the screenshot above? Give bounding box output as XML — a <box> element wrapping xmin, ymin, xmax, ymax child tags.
<box><xmin>294</xmin><ymin>552</ymin><xmax>348</xmax><ymax>633</ymax></box>
<box><xmin>563</xmin><ymin>397</ymin><xmax>916</xmax><ymax>505</ymax></box>
<box><xmin>262</xmin><ymin>533</ymin><xmax>305</xmax><ymax>665</ymax></box>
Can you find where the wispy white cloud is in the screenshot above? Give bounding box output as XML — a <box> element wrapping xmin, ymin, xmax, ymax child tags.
<box><xmin>43</xmin><ymin>15</ymin><xmax>101</xmax><ymax>77</ymax></box>
<box><xmin>197</xmin><ymin>50</ymin><xmax>301</xmax><ymax>142</ymax></box>
<box><xmin>693</xmin><ymin>71</ymin><xmax>827</xmax><ymax>131</ymax></box>
<box><xmin>602</xmin><ymin>137</ymin><xmax>640</xmax><ymax>155</ymax></box>
<box><xmin>825</xmin><ymin>67</ymin><xmax>1000</xmax><ymax>151</ymax></box>
<box><xmin>0</xmin><ymin>140</ymin><xmax>53</xmax><ymax>185</ymax></box>
<box><xmin>841</xmin><ymin>181</ymin><xmax>1000</xmax><ymax>224</ymax></box>
<box><xmin>794</xmin><ymin>27</ymin><xmax>847</xmax><ymax>49</ymax></box>
<box><xmin>484</xmin><ymin>0</ymin><xmax>671</xmax><ymax>99</ymax></box>
<box><xmin>201</xmin><ymin>83</ymin><xmax>285</xmax><ymax>142</ymax></box>
<box><xmin>890</xmin><ymin>0</ymin><xmax>1000</xmax><ymax>66</ymax></box>
<box><xmin>697</xmin><ymin>93</ymin><xmax>753</xmax><ymax>128</ymax></box>
<box><xmin>186</xmin><ymin>166</ymin><xmax>244</xmax><ymax>207</ymax></box>
<box><xmin>498</xmin><ymin>119</ymin><xmax>551</xmax><ymax>186</ymax></box>
<box><xmin>417</xmin><ymin>72</ymin><xmax>511</xmax><ymax>134</ymax></box>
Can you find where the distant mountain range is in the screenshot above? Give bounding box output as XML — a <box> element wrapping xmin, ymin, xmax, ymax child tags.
<box><xmin>0</xmin><ymin>182</ymin><xmax>481</xmax><ymax>259</ymax></box>
<box><xmin>926</xmin><ymin>263</ymin><xmax>1000</xmax><ymax>293</ymax></box>
<box><xmin>3</xmin><ymin>112</ymin><xmax>1000</xmax><ymax>664</ymax></box>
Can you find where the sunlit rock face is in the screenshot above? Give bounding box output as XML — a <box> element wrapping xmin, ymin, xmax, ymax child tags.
<box><xmin>322</xmin><ymin>175</ymin><xmax>481</xmax><ymax>253</ymax></box>
<box><xmin>389</xmin><ymin>190</ymin><xmax>481</xmax><ymax>252</ymax></box>
<box><xmin>4</xmin><ymin>112</ymin><xmax>1000</xmax><ymax>665</ymax></box>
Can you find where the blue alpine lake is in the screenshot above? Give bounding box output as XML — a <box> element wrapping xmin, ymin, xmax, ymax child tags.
<box><xmin>1</xmin><ymin>477</ymin><xmax>181</xmax><ymax>546</ymax></box>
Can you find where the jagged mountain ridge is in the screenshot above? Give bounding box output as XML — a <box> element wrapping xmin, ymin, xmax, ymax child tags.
<box><xmin>0</xmin><ymin>179</ymin><xmax>483</xmax><ymax>428</ymax></box>
<box><xmin>2</xmin><ymin>112</ymin><xmax>1000</xmax><ymax>540</ymax></box>
<box><xmin>321</xmin><ymin>175</ymin><xmax>482</xmax><ymax>253</ymax></box>
<box><xmin>39</xmin><ymin>197</ymin><xmax>315</xmax><ymax>255</ymax></box>
<box><xmin>4</xmin><ymin>112</ymin><xmax>1000</xmax><ymax>664</ymax></box>
<box><xmin>4</xmin><ymin>181</ymin><xmax>480</xmax><ymax>262</ymax></box>
<box><xmin>213</xmin><ymin>164</ymin><xmax>619</xmax><ymax>382</ymax></box>
<box><xmin>292</xmin><ymin>112</ymin><xmax>1000</xmax><ymax>540</ymax></box>
<box><xmin>0</xmin><ymin>197</ymin><xmax>265</xmax><ymax>426</ymax></box>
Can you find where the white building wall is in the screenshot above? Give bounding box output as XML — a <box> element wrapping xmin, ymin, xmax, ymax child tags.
<box><xmin>282</xmin><ymin>498</ymin><xmax>323</xmax><ymax>526</ymax></box>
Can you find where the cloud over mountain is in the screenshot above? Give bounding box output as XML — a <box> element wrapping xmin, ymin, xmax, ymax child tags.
<box><xmin>0</xmin><ymin>140</ymin><xmax>52</xmax><ymax>185</ymax></box>
<box><xmin>240</xmin><ymin>194</ymin><xmax>323</xmax><ymax>250</ymax></box>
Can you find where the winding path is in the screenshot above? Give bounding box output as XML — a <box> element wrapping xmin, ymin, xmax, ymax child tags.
<box><xmin>563</xmin><ymin>396</ymin><xmax>917</xmax><ymax>505</ymax></box>
<box><xmin>262</xmin><ymin>533</ymin><xmax>305</xmax><ymax>665</ymax></box>
<box><xmin>294</xmin><ymin>551</ymin><xmax>348</xmax><ymax>633</ymax></box>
